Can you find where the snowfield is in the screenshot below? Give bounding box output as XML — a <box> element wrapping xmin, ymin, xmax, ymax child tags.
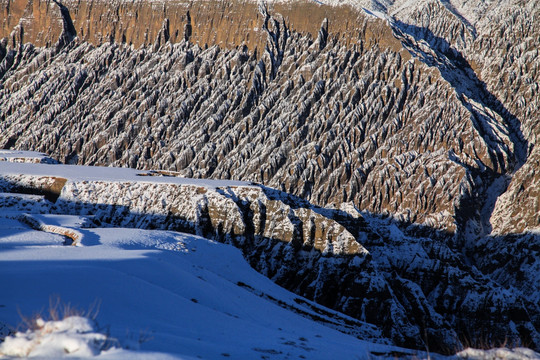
<box><xmin>0</xmin><ymin>161</ymin><xmax>250</xmax><ymax>188</ymax></box>
<box><xmin>0</xmin><ymin>215</ymin><xmax>405</xmax><ymax>359</ymax></box>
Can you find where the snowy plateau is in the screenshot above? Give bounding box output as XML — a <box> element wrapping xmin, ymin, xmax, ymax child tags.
<box><xmin>1</xmin><ymin>0</ymin><xmax>540</xmax><ymax>358</ymax></box>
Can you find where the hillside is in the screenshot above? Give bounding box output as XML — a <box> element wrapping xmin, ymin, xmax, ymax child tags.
<box><xmin>1</xmin><ymin>0</ymin><xmax>540</xmax><ymax>355</ymax></box>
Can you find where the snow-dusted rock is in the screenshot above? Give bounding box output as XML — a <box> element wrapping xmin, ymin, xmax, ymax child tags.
<box><xmin>458</xmin><ymin>347</ymin><xmax>540</xmax><ymax>360</ymax></box>
<box><xmin>0</xmin><ymin>150</ymin><xmax>59</xmax><ymax>164</ymax></box>
<box><xmin>0</xmin><ymin>316</ymin><xmax>112</xmax><ymax>358</ymax></box>
<box><xmin>1</xmin><ymin>0</ymin><xmax>540</xmax><ymax>354</ymax></box>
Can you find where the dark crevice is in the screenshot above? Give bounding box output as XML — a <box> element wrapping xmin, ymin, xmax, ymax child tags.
<box><xmin>390</xmin><ymin>19</ymin><xmax>529</xmax><ymax>242</ymax></box>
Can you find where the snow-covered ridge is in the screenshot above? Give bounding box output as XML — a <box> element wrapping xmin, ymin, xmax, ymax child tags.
<box><xmin>0</xmin><ymin>150</ymin><xmax>59</xmax><ymax>164</ymax></box>
<box><xmin>0</xmin><ymin>161</ymin><xmax>249</xmax><ymax>188</ymax></box>
<box><xmin>13</xmin><ymin>213</ymin><xmax>84</xmax><ymax>245</ymax></box>
<box><xmin>0</xmin><ymin>160</ymin><xmax>364</xmax><ymax>256</ymax></box>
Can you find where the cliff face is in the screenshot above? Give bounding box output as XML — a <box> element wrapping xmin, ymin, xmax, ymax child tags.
<box><xmin>1</xmin><ymin>0</ymin><xmax>475</xmax><ymax>234</ymax></box>
<box><xmin>1</xmin><ymin>0</ymin><xmax>540</xmax><ymax>353</ymax></box>
<box><xmin>1</xmin><ymin>0</ymin><xmax>386</xmax><ymax>51</ymax></box>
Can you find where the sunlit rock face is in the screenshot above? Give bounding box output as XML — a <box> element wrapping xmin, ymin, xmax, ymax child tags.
<box><xmin>0</xmin><ymin>0</ymin><xmax>493</xmax><ymax>235</ymax></box>
<box><xmin>1</xmin><ymin>0</ymin><xmax>539</xmax><ymax>353</ymax></box>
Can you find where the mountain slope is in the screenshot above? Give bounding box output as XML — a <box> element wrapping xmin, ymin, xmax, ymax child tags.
<box><xmin>1</xmin><ymin>0</ymin><xmax>540</xmax><ymax>354</ymax></box>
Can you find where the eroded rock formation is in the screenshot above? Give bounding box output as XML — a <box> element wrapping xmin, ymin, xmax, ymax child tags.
<box><xmin>1</xmin><ymin>0</ymin><xmax>540</xmax><ymax>353</ymax></box>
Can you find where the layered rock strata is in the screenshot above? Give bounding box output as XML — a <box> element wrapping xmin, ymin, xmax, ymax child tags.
<box><xmin>1</xmin><ymin>0</ymin><xmax>375</xmax><ymax>50</ymax></box>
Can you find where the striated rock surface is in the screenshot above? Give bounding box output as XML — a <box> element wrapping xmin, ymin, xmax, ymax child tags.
<box><xmin>1</xmin><ymin>0</ymin><xmax>540</xmax><ymax>353</ymax></box>
<box><xmin>1</xmin><ymin>1</ymin><xmax>486</xmax><ymax>235</ymax></box>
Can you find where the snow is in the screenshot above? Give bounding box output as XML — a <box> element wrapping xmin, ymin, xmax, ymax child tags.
<box><xmin>0</xmin><ymin>315</ymin><xmax>190</xmax><ymax>359</ymax></box>
<box><xmin>361</xmin><ymin>7</ymin><xmax>392</xmax><ymax>21</ymax></box>
<box><xmin>0</xmin><ymin>317</ymin><xmax>109</xmax><ymax>358</ymax></box>
<box><xmin>0</xmin><ymin>161</ymin><xmax>250</xmax><ymax>189</ymax></box>
<box><xmin>0</xmin><ymin>150</ymin><xmax>58</xmax><ymax>164</ymax></box>
<box><xmin>0</xmin><ymin>214</ymin><xmax>404</xmax><ymax>359</ymax></box>
<box><xmin>0</xmin><ymin>150</ymin><xmax>50</xmax><ymax>160</ymax></box>
<box><xmin>458</xmin><ymin>348</ymin><xmax>540</xmax><ymax>360</ymax></box>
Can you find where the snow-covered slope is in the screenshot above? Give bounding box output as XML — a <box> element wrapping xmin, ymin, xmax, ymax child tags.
<box><xmin>0</xmin><ymin>216</ymin><xmax>395</xmax><ymax>359</ymax></box>
<box><xmin>1</xmin><ymin>155</ymin><xmax>539</xmax><ymax>354</ymax></box>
